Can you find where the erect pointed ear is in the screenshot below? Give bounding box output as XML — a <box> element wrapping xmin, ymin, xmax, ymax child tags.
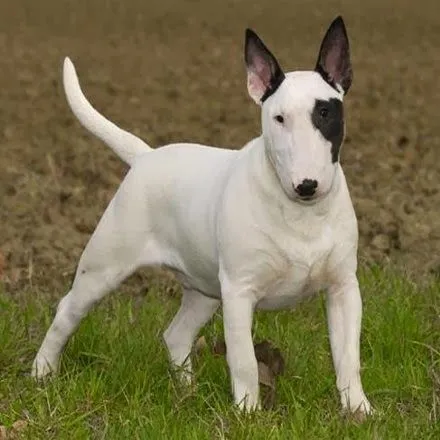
<box><xmin>315</xmin><ymin>16</ymin><xmax>352</xmax><ymax>94</ymax></box>
<box><xmin>245</xmin><ymin>29</ymin><xmax>285</xmax><ymax>104</ymax></box>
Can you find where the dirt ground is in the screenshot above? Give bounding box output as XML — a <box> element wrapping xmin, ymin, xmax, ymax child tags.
<box><xmin>0</xmin><ymin>0</ymin><xmax>439</xmax><ymax>294</ymax></box>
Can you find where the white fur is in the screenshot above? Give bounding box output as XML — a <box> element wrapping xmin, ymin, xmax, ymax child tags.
<box><xmin>262</xmin><ymin>72</ymin><xmax>340</xmax><ymax>200</ymax></box>
<box><xmin>32</xmin><ymin>56</ymin><xmax>371</xmax><ymax>415</ymax></box>
<box><xmin>63</xmin><ymin>58</ymin><xmax>151</xmax><ymax>165</ymax></box>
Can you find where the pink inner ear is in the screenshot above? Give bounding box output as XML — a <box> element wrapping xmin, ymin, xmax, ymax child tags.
<box><xmin>247</xmin><ymin>70</ymin><xmax>266</xmax><ymax>101</ymax></box>
<box><xmin>325</xmin><ymin>47</ymin><xmax>341</xmax><ymax>82</ymax></box>
<box><xmin>247</xmin><ymin>53</ymin><xmax>273</xmax><ymax>101</ymax></box>
<box><xmin>252</xmin><ymin>54</ymin><xmax>271</xmax><ymax>88</ymax></box>
<box><xmin>323</xmin><ymin>35</ymin><xmax>347</xmax><ymax>84</ymax></box>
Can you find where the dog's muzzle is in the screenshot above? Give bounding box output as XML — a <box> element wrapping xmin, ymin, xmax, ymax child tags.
<box><xmin>294</xmin><ymin>179</ymin><xmax>318</xmax><ymax>199</ymax></box>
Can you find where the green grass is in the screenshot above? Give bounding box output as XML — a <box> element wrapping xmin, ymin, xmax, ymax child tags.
<box><xmin>0</xmin><ymin>267</ymin><xmax>439</xmax><ymax>439</ymax></box>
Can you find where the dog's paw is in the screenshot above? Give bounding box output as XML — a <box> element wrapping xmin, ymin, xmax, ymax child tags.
<box><xmin>177</xmin><ymin>369</ymin><xmax>195</xmax><ymax>388</ymax></box>
<box><xmin>169</xmin><ymin>363</ymin><xmax>195</xmax><ymax>390</ymax></box>
<box><xmin>31</xmin><ymin>355</ymin><xmax>58</xmax><ymax>380</ymax></box>
<box><xmin>236</xmin><ymin>395</ymin><xmax>261</xmax><ymax>413</ymax></box>
<box><xmin>341</xmin><ymin>392</ymin><xmax>373</xmax><ymax>422</ymax></box>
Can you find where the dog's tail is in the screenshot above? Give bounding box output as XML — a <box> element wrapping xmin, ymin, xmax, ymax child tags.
<box><xmin>63</xmin><ymin>57</ymin><xmax>151</xmax><ymax>166</ymax></box>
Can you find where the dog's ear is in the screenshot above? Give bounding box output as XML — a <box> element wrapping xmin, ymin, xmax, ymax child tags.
<box><xmin>245</xmin><ymin>29</ymin><xmax>285</xmax><ymax>104</ymax></box>
<box><xmin>315</xmin><ymin>16</ymin><xmax>352</xmax><ymax>94</ymax></box>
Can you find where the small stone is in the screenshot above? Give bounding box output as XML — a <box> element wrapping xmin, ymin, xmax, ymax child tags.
<box><xmin>397</xmin><ymin>135</ymin><xmax>409</xmax><ymax>148</ymax></box>
<box><xmin>371</xmin><ymin>234</ymin><xmax>391</xmax><ymax>251</ymax></box>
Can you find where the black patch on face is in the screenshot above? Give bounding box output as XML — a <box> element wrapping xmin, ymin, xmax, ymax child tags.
<box><xmin>311</xmin><ymin>98</ymin><xmax>344</xmax><ymax>163</ymax></box>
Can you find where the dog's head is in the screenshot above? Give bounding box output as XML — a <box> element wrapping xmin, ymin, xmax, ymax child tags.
<box><xmin>245</xmin><ymin>16</ymin><xmax>352</xmax><ymax>203</ymax></box>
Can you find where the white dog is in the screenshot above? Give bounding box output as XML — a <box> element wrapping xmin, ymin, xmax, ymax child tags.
<box><xmin>33</xmin><ymin>16</ymin><xmax>372</xmax><ymax>415</ymax></box>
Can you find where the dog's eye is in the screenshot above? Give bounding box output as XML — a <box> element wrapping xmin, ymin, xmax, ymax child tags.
<box><xmin>274</xmin><ymin>115</ymin><xmax>284</xmax><ymax>124</ymax></box>
<box><xmin>319</xmin><ymin>107</ymin><xmax>329</xmax><ymax>118</ymax></box>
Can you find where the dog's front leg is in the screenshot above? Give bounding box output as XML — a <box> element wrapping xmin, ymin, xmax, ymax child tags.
<box><xmin>222</xmin><ymin>293</ymin><xmax>259</xmax><ymax>411</ymax></box>
<box><xmin>327</xmin><ymin>276</ymin><xmax>372</xmax><ymax>416</ymax></box>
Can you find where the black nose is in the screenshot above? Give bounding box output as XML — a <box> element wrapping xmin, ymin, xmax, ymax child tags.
<box><xmin>295</xmin><ymin>179</ymin><xmax>318</xmax><ymax>197</ymax></box>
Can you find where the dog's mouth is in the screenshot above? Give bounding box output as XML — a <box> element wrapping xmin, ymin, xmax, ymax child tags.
<box><xmin>297</xmin><ymin>196</ymin><xmax>317</xmax><ymax>204</ymax></box>
<box><xmin>293</xmin><ymin>193</ymin><xmax>325</xmax><ymax>205</ymax></box>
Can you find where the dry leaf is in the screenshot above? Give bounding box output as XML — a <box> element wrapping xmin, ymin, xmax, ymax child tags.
<box><xmin>257</xmin><ymin>361</ymin><xmax>275</xmax><ymax>388</ymax></box>
<box><xmin>254</xmin><ymin>340</ymin><xmax>285</xmax><ymax>376</ymax></box>
<box><xmin>8</xmin><ymin>268</ymin><xmax>22</xmax><ymax>285</ymax></box>
<box><xmin>0</xmin><ymin>251</ymin><xmax>5</xmax><ymax>279</ymax></box>
<box><xmin>0</xmin><ymin>426</ymin><xmax>7</xmax><ymax>440</ymax></box>
<box><xmin>212</xmin><ymin>339</ymin><xmax>227</xmax><ymax>356</ymax></box>
<box><xmin>11</xmin><ymin>420</ymin><xmax>28</xmax><ymax>432</ymax></box>
<box><xmin>258</xmin><ymin>361</ymin><xmax>276</xmax><ymax>410</ymax></box>
<box><xmin>194</xmin><ymin>336</ymin><xmax>208</xmax><ymax>354</ymax></box>
<box><xmin>208</xmin><ymin>338</ymin><xmax>284</xmax><ymax>410</ymax></box>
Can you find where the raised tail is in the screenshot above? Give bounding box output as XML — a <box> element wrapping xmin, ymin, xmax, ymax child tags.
<box><xmin>63</xmin><ymin>57</ymin><xmax>151</xmax><ymax>166</ymax></box>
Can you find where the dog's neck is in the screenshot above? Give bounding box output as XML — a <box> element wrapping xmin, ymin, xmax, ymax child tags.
<box><xmin>248</xmin><ymin>135</ymin><xmax>342</xmax><ymax>222</ymax></box>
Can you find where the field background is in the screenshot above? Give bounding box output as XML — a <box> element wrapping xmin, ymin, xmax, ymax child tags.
<box><xmin>0</xmin><ymin>0</ymin><xmax>439</xmax><ymax>438</ymax></box>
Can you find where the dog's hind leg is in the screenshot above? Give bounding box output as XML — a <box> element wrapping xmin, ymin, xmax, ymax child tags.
<box><xmin>163</xmin><ymin>288</ymin><xmax>219</xmax><ymax>384</ymax></box>
<box><xmin>32</xmin><ymin>265</ymin><xmax>135</xmax><ymax>379</ymax></box>
<box><xmin>32</xmin><ymin>200</ymin><xmax>146</xmax><ymax>379</ymax></box>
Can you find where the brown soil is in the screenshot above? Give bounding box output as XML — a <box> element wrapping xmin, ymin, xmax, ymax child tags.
<box><xmin>1</xmin><ymin>0</ymin><xmax>439</xmax><ymax>294</ymax></box>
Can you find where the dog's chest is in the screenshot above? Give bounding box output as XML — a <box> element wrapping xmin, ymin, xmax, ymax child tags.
<box><xmin>255</xmin><ymin>225</ymin><xmax>333</xmax><ymax>310</ymax></box>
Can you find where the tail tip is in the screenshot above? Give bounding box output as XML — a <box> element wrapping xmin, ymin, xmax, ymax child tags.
<box><xmin>63</xmin><ymin>56</ymin><xmax>75</xmax><ymax>75</ymax></box>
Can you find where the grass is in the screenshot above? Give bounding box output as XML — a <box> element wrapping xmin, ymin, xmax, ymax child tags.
<box><xmin>0</xmin><ymin>267</ymin><xmax>439</xmax><ymax>439</ymax></box>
